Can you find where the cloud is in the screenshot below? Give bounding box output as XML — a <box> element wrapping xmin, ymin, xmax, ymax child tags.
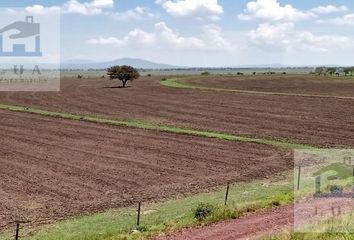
<box><xmin>310</xmin><ymin>5</ymin><xmax>348</xmax><ymax>14</ymax></box>
<box><xmin>248</xmin><ymin>22</ymin><xmax>354</xmax><ymax>52</ymax></box>
<box><xmin>111</xmin><ymin>7</ymin><xmax>158</xmax><ymax>21</ymax></box>
<box><xmin>238</xmin><ymin>0</ymin><xmax>312</xmax><ymax>22</ymax></box>
<box><xmin>248</xmin><ymin>22</ymin><xmax>294</xmax><ymax>51</ymax></box>
<box><xmin>88</xmin><ymin>22</ymin><xmax>232</xmax><ymax>51</ymax></box>
<box><xmin>89</xmin><ymin>0</ymin><xmax>114</xmax><ymax>8</ymax></box>
<box><xmin>24</xmin><ymin>1</ymin><xmax>158</xmax><ymax>20</ymax></box>
<box><xmin>24</xmin><ymin>0</ymin><xmax>114</xmax><ymax>16</ymax></box>
<box><xmin>318</xmin><ymin>13</ymin><xmax>354</xmax><ymax>25</ymax></box>
<box><xmin>201</xmin><ymin>25</ymin><xmax>233</xmax><ymax>50</ymax></box>
<box><xmin>157</xmin><ymin>0</ymin><xmax>223</xmax><ymax>21</ymax></box>
<box><xmin>294</xmin><ymin>32</ymin><xmax>354</xmax><ymax>52</ymax></box>
<box><xmin>63</xmin><ymin>0</ymin><xmax>114</xmax><ymax>15</ymax></box>
<box><xmin>25</xmin><ymin>5</ymin><xmax>61</xmax><ymax>15</ymax></box>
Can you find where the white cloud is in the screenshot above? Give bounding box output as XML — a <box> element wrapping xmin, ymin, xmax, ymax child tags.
<box><xmin>311</xmin><ymin>5</ymin><xmax>348</xmax><ymax>14</ymax></box>
<box><xmin>202</xmin><ymin>25</ymin><xmax>233</xmax><ymax>50</ymax></box>
<box><xmin>248</xmin><ymin>22</ymin><xmax>354</xmax><ymax>52</ymax></box>
<box><xmin>24</xmin><ymin>0</ymin><xmax>114</xmax><ymax>16</ymax></box>
<box><xmin>294</xmin><ymin>32</ymin><xmax>354</xmax><ymax>52</ymax></box>
<box><xmin>63</xmin><ymin>0</ymin><xmax>113</xmax><ymax>15</ymax></box>
<box><xmin>157</xmin><ymin>0</ymin><xmax>223</xmax><ymax>21</ymax></box>
<box><xmin>88</xmin><ymin>22</ymin><xmax>233</xmax><ymax>51</ymax></box>
<box><xmin>239</xmin><ymin>0</ymin><xmax>313</xmax><ymax>22</ymax></box>
<box><xmin>111</xmin><ymin>7</ymin><xmax>158</xmax><ymax>21</ymax></box>
<box><xmin>89</xmin><ymin>0</ymin><xmax>114</xmax><ymax>8</ymax></box>
<box><xmin>24</xmin><ymin>1</ymin><xmax>158</xmax><ymax>20</ymax></box>
<box><xmin>248</xmin><ymin>22</ymin><xmax>294</xmax><ymax>51</ymax></box>
<box><xmin>318</xmin><ymin>13</ymin><xmax>354</xmax><ymax>25</ymax></box>
<box><xmin>25</xmin><ymin>5</ymin><xmax>61</xmax><ymax>15</ymax></box>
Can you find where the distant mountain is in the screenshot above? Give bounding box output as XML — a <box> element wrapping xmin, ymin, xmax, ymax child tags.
<box><xmin>61</xmin><ymin>59</ymin><xmax>96</xmax><ymax>65</ymax></box>
<box><xmin>61</xmin><ymin>58</ymin><xmax>182</xmax><ymax>69</ymax></box>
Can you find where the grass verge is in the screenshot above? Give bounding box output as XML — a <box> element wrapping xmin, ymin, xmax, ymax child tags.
<box><xmin>0</xmin><ymin>103</ymin><xmax>313</xmax><ymax>150</ymax></box>
<box><xmin>263</xmin><ymin>213</ymin><xmax>354</xmax><ymax>240</ymax></box>
<box><xmin>0</xmin><ymin>176</ymin><xmax>293</xmax><ymax>240</ymax></box>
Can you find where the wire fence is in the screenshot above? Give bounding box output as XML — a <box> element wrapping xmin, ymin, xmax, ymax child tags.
<box><xmin>0</xmin><ymin>179</ymin><xmax>295</xmax><ymax>240</ymax></box>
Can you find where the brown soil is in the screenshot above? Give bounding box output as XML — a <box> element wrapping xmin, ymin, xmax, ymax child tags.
<box><xmin>187</xmin><ymin>75</ymin><xmax>354</xmax><ymax>97</ymax></box>
<box><xmin>0</xmin><ymin>76</ymin><xmax>353</xmax><ymax>148</ymax></box>
<box><xmin>0</xmin><ymin>110</ymin><xmax>291</xmax><ymax>228</ymax></box>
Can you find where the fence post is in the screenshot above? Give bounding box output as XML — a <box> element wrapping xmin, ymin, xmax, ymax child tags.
<box><xmin>15</xmin><ymin>222</ymin><xmax>20</xmax><ymax>240</ymax></box>
<box><xmin>137</xmin><ymin>202</ymin><xmax>141</xmax><ymax>227</ymax></box>
<box><xmin>224</xmin><ymin>182</ymin><xmax>230</xmax><ymax>206</ymax></box>
<box><xmin>315</xmin><ymin>176</ymin><xmax>321</xmax><ymax>195</ymax></box>
<box><xmin>297</xmin><ymin>165</ymin><xmax>301</xmax><ymax>190</ymax></box>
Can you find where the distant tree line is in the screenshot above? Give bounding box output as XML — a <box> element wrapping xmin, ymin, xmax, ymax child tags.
<box><xmin>314</xmin><ymin>67</ymin><xmax>354</xmax><ymax>76</ymax></box>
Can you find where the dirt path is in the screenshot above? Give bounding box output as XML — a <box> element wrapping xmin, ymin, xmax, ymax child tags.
<box><xmin>157</xmin><ymin>205</ymin><xmax>293</xmax><ymax>240</ymax></box>
<box><xmin>157</xmin><ymin>197</ymin><xmax>354</xmax><ymax>240</ymax></box>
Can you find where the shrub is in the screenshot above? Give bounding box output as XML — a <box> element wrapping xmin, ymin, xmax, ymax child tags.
<box><xmin>201</xmin><ymin>71</ymin><xmax>210</xmax><ymax>76</ymax></box>
<box><xmin>193</xmin><ymin>203</ymin><xmax>215</xmax><ymax>221</ymax></box>
<box><xmin>77</xmin><ymin>74</ymin><xmax>83</xmax><ymax>79</ymax></box>
<box><xmin>237</xmin><ymin>72</ymin><xmax>244</xmax><ymax>75</ymax></box>
<box><xmin>329</xmin><ymin>185</ymin><xmax>343</xmax><ymax>194</ymax></box>
<box><xmin>161</xmin><ymin>78</ymin><xmax>167</xmax><ymax>81</ymax></box>
<box><xmin>147</xmin><ymin>74</ymin><xmax>152</xmax><ymax>77</ymax></box>
<box><xmin>272</xmin><ymin>200</ymin><xmax>281</xmax><ymax>207</ymax></box>
<box><xmin>208</xmin><ymin>207</ymin><xmax>240</xmax><ymax>223</ymax></box>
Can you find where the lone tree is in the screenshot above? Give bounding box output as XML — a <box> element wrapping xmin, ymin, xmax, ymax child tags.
<box><xmin>107</xmin><ymin>65</ymin><xmax>140</xmax><ymax>88</ymax></box>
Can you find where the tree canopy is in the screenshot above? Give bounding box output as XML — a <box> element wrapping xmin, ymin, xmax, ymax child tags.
<box><xmin>107</xmin><ymin>65</ymin><xmax>140</xmax><ymax>88</ymax></box>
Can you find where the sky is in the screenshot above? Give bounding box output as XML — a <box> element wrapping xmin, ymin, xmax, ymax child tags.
<box><xmin>1</xmin><ymin>0</ymin><xmax>354</xmax><ymax>67</ymax></box>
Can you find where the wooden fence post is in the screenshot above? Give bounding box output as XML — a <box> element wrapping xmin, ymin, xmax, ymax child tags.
<box><xmin>15</xmin><ymin>222</ymin><xmax>20</xmax><ymax>240</ymax></box>
<box><xmin>224</xmin><ymin>182</ymin><xmax>230</xmax><ymax>206</ymax></box>
<box><xmin>137</xmin><ymin>202</ymin><xmax>141</xmax><ymax>227</ymax></box>
<box><xmin>297</xmin><ymin>166</ymin><xmax>301</xmax><ymax>190</ymax></box>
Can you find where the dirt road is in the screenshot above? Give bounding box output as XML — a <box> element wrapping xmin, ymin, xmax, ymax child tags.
<box><xmin>157</xmin><ymin>205</ymin><xmax>293</xmax><ymax>240</ymax></box>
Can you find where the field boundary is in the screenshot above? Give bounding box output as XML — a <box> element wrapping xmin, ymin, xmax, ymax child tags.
<box><xmin>0</xmin><ymin>103</ymin><xmax>314</xmax><ymax>150</ymax></box>
<box><xmin>0</xmin><ymin>173</ymin><xmax>294</xmax><ymax>240</ymax></box>
<box><xmin>160</xmin><ymin>77</ymin><xmax>354</xmax><ymax>100</ymax></box>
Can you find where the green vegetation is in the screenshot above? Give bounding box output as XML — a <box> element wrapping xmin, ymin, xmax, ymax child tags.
<box><xmin>200</xmin><ymin>71</ymin><xmax>211</xmax><ymax>76</ymax></box>
<box><xmin>0</xmin><ymin>103</ymin><xmax>314</xmax><ymax>150</ymax></box>
<box><xmin>0</xmin><ymin>176</ymin><xmax>293</xmax><ymax>240</ymax></box>
<box><xmin>193</xmin><ymin>203</ymin><xmax>215</xmax><ymax>221</ymax></box>
<box><xmin>107</xmin><ymin>65</ymin><xmax>140</xmax><ymax>88</ymax></box>
<box><xmin>263</xmin><ymin>213</ymin><xmax>354</xmax><ymax>240</ymax></box>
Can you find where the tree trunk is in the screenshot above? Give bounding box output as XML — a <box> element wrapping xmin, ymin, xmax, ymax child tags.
<box><xmin>122</xmin><ymin>80</ymin><xmax>127</xmax><ymax>88</ymax></box>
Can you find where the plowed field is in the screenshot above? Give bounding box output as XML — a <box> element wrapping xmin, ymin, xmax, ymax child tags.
<box><xmin>0</xmin><ymin>76</ymin><xmax>353</xmax><ymax>147</ymax></box>
<box><xmin>0</xmin><ymin>110</ymin><xmax>290</xmax><ymax>227</ymax></box>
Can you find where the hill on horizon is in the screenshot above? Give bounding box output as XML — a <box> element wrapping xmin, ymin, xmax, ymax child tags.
<box><xmin>61</xmin><ymin>58</ymin><xmax>182</xmax><ymax>69</ymax></box>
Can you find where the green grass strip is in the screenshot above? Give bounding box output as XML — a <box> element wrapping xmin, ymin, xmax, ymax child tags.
<box><xmin>0</xmin><ymin>103</ymin><xmax>313</xmax><ymax>150</ymax></box>
<box><xmin>161</xmin><ymin>77</ymin><xmax>354</xmax><ymax>100</ymax></box>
